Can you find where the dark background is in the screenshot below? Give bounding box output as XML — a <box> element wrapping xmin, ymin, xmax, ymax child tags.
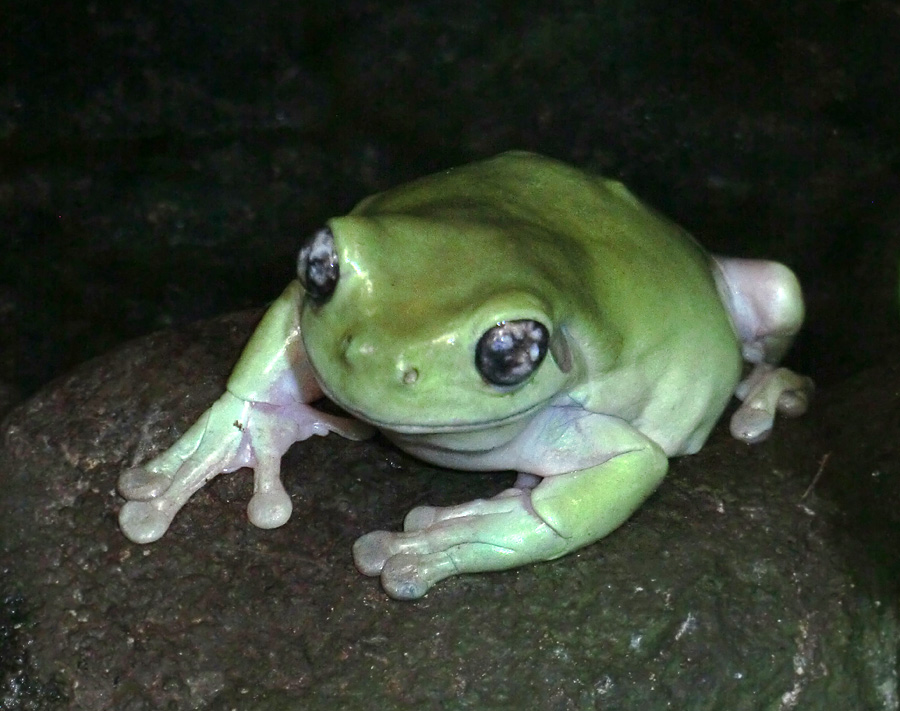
<box><xmin>2</xmin><ymin>0</ymin><xmax>899</xmax><ymax>409</ymax></box>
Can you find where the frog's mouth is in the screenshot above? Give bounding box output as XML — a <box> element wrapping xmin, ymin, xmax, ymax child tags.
<box><xmin>312</xmin><ymin>375</ymin><xmax>550</xmax><ymax>436</ymax></box>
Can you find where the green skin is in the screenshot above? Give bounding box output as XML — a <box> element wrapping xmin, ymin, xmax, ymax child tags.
<box><xmin>117</xmin><ymin>152</ymin><xmax>812</xmax><ymax>600</ymax></box>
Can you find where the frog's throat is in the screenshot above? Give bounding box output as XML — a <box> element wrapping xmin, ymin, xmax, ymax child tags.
<box><xmin>312</xmin><ymin>377</ymin><xmax>550</xmax><ymax>435</ymax></box>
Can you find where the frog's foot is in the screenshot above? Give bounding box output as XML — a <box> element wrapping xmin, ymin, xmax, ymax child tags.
<box><xmin>730</xmin><ymin>363</ymin><xmax>814</xmax><ymax>443</ymax></box>
<box><xmin>117</xmin><ymin>407</ymin><xmax>219</xmax><ymax>543</ymax></box>
<box><xmin>117</xmin><ymin>391</ymin><xmax>372</xmax><ymax>544</ymax></box>
<box><xmin>354</xmin><ymin>446</ymin><xmax>667</xmax><ymax>600</ymax></box>
<box><xmin>401</xmin><ymin>473</ymin><xmax>540</xmax><ymax>532</ymax></box>
<box><xmin>119</xmin><ymin>458</ymin><xmax>292</xmax><ymax>544</ymax></box>
<box><xmin>353</xmin><ymin>489</ymin><xmax>569</xmax><ymax>600</ymax></box>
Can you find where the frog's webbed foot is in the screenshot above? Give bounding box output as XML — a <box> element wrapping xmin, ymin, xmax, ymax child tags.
<box><xmin>353</xmin><ymin>488</ymin><xmax>568</xmax><ymax>600</ymax></box>
<box><xmin>354</xmin><ymin>446</ymin><xmax>667</xmax><ymax>600</ymax></box>
<box><xmin>730</xmin><ymin>363</ymin><xmax>813</xmax><ymax>443</ymax></box>
<box><xmin>118</xmin><ymin>391</ymin><xmax>373</xmax><ymax>544</ymax></box>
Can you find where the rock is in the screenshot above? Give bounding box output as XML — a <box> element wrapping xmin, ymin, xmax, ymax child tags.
<box><xmin>0</xmin><ymin>312</ymin><xmax>896</xmax><ymax>710</ymax></box>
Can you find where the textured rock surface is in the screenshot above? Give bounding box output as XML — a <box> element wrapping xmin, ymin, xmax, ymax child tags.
<box><xmin>1</xmin><ymin>312</ymin><xmax>897</xmax><ymax>710</ymax></box>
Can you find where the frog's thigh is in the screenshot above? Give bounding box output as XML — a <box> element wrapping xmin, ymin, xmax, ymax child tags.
<box><xmin>354</xmin><ymin>445</ymin><xmax>667</xmax><ymax>600</ymax></box>
<box><xmin>711</xmin><ymin>256</ymin><xmax>803</xmax><ymax>364</ymax></box>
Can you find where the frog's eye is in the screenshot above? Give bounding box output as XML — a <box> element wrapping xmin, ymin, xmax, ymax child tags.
<box><xmin>297</xmin><ymin>227</ymin><xmax>339</xmax><ymax>304</ymax></box>
<box><xmin>476</xmin><ymin>320</ymin><xmax>549</xmax><ymax>387</ymax></box>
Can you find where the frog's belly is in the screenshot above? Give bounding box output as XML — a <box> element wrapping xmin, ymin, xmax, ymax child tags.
<box><xmin>381</xmin><ymin>418</ymin><xmax>531</xmax><ymax>472</ymax></box>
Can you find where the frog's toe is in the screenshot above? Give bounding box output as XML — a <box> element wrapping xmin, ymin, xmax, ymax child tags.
<box><xmin>380</xmin><ymin>553</ymin><xmax>450</xmax><ymax>600</ymax></box>
<box><xmin>118</xmin><ymin>500</ymin><xmax>176</xmax><ymax>544</ymax></box>
<box><xmin>353</xmin><ymin>531</ymin><xmax>399</xmax><ymax>576</ymax></box>
<box><xmin>729</xmin><ymin>406</ymin><xmax>774</xmax><ymax>444</ymax></box>
<box><xmin>731</xmin><ymin>365</ymin><xmax>812</xmax><ymax>443</ymax></box>
<box><xmin>777</xmin><ymin>381</ymin><xmax>813</xmax><ymax>417</ymax></box>
<box><xmin>247</xmin><ymin>489</ymin><xmax>292</xmax><ymax>529</ymax></box>
<box><xmin>403</xmin><ymin>493</ymin><xmax>529</xmax><ymax>532</ymax></box>
<box><xmin>117</xmin><ymin>466</ymin><xmax>172</xmax><ymax>501</ymax></box>
<box><xmin>403</xmin><ymin>505</ymin><xmax>438</xmax><ymax>531</ymax></box>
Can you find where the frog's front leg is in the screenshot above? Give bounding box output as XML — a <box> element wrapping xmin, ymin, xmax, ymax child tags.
<box><xmin>712</xmin><ymin>257</ymin><xmax>814</xmax><ymax>443</ymax></box>
<box><xmin>353</xmin><ymin>414</ymin><xmax>667</xmax><ymax>600</ymax></box>
<box><xmin>117</xmin><ymin>282</ymin><xmax>374</xmax><ymax>544</ymax></box>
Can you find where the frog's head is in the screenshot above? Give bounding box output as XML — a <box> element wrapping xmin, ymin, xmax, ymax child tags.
<box><xmin>296</xmin><ymin>213</ymin><xmax>578</xmax><ymax>434</ymax></box>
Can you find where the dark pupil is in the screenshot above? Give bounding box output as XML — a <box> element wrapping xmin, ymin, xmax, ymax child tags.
<box><xmin>299</xmin><ymin>228</ymin><xmax>339</xmax><ymax>303</ymax></box>
<box><xmin>476</xmin><ymin>320</ymin><xmax>549</xmax><ymax>386</ymax></box>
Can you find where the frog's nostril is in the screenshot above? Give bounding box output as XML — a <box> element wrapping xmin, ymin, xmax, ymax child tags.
<box><xmin>401</xmin><ymin>367</ymin><xmax>419</xmax><ymax>385</ymax></box>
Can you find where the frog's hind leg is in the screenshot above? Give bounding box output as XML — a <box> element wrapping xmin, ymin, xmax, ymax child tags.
<box><xmin>353</xmin><ymin>418</ymin><xmax>668</xmax><ymax>600</ymax></box>
<box><xmin>712</xmin><ymin>257</ymin><xmax>813</xmax><ymax>443</ymax></box>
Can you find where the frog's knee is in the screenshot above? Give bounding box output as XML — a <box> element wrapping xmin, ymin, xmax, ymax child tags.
<box><xmin>759</xmin><ymin>262</ymin><xmax>804</xmax><ymax>336</ymax></box>
<box><xmin>712</xmin><ymin>257</ymin><xmax>805</xmax><ymax>364</ymax></box>
<box><xmin>714</xmin><ymin>258</ymin><xmax>804</xmax><ymax>334</ymax></box>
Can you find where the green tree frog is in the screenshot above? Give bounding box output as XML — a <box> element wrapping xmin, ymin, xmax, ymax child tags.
<box><xmin>117</xmin><ymin>152</ymin><xmax>812</xmax><ymax>599</ymax></box>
